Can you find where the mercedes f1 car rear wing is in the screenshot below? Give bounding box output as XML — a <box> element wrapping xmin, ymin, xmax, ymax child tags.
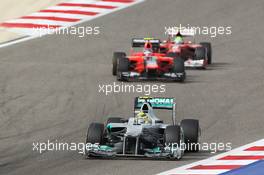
<box><xmin>134</xmin><ymin>97</ymin><xmax>177</xmax><ymax>125</ymax></box>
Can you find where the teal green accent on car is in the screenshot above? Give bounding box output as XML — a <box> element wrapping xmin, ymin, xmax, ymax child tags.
<box><xmin>107</xmin><ymin>124</ymin><xmax>112</xmax><ymax>131</ymax></box>
<box><xmin>99</xmin><ymin>145</ymin><xmax>113</xmax><ymax>151</ymax></box>
<box><xmin>135</xmin><ymin>97</ymin><xmax>174</xmax><ymax>109</ymax></box>
<box><xmin>152</xmin><ymin>147</ymin><xmax>161</xmax><ymax>153</ymax></box>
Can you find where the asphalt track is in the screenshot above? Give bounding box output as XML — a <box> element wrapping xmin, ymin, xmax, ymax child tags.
<box><xmin>0</xmin><ymin>0</ymin><xmax>264</xmax><ymax>174</ymax></box>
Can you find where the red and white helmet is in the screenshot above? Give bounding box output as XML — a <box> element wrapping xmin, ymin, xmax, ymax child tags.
<box><xmin>143</xmin><ymin>41</ymin><xmax>153</xmax><ymax>56</ymax></box>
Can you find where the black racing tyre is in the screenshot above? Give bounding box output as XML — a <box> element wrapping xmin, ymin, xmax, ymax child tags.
<box><xmin>112</xmin><ymin>52</ymin><xmax>126</xmax><ymax>76</ymax></box>
<box><xmin>173</xmin><ymin>57</ymin><xmax>185</xmax><ymax>82</ymax></box>
<box><xmin>166</xmin><ymin>52</ymin><xmax>185</xmax><ymax>73</ymax></box>
<box><xmin>106</xmin><ymin>117</ymin><xmax>124</xmax><ymax>125</ymax></box>
<box><xmin>173</xmin><ymin>57</ymin><xmax>185</xmax><ymax>73</ymax></box>
<box><xmin>180</xmin><ymin>119</ymin><xmax>199</xmax><ymax>152</ymax></box>
<box><xmin>86</xmin><ymin>123</ymin><xmax>104</xmax><ymax>144</ymax></box>
<box><xmin>194</xmin><ymin>47</ymin><xmax>206</xmax><ymax>60</ymax></box>
<box><xmin>117</xmin><ymin>57</ymin><xmax>129</xmax><ymax>72</ymax></box>
<box><xmin>200</xmin><ymin>42</ymin><xmax>212</xmax><ymax>64</ymax></box>
<box><xmin>164</xmin><ymin>125</ymin><xmax>181</xmax><ymax>145</ymax></box>
<box><xmin>117</xmin><ymin>57</ymin><xmax>129</xmax><ymax>81</ymax></box>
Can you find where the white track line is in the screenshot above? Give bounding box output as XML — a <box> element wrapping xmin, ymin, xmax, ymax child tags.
<box><xmin>157</xmin><ymin>139</ymin><xmax>264</xmax><ymax>175</ymax></box>
<box><xmin>5</xmin><ymin>19</ymin><xmax>73</xmax><ymax>26</ymax></box>
<box><xmin>0</xmin><ymin>0</ymin><xmax>145</xmax><ymax>48</ymax></box>
<box><xmin>46</xmin><ymin>6</ymin><xmax>112</xmax><ymax>13</ymax></box>
<box><xmin>28</xmin><ymin>12</ymin><xmax>91</xmax><ymax>20</ymax></box>
<box><xmin>202</xmin><ymin>160</ymin><xmax>257</xmax><ymax>165</ymax></box>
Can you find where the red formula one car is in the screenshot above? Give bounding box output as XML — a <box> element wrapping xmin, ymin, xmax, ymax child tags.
<box><xmin>112</xmin><ymin>38</ymin><xmax>185</xmax><ymax>82</ymax></box>
<box><xmin>160</xmin><ymin>31</ymin><xmax>212</xmax><ymax>69</ymax></box>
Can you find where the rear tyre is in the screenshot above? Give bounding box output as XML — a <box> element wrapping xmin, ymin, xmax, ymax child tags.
<box><xmin>200</xmin><ymin>42</ymin><xmax>212</xmax><ymax>64</ymax></box>
<box><xmin>194</xmin><ymin>47</ymin><xmax>206</xmax><ymax>60</ymax></box>
<box><xmin>173</xmin><ymin>57</ymin><xmax>185</xmax><ymax>82</ymax></box>
<box><xmin>112</xmin><ymin>52</ymin><xmax>126</xmax><ymax>76</ymax></box>
<box><xmin>117</xmin><ymin>57</ymin><xmax>129</xmax><ymax>81</ymax></box>
<box><xmin>85</xmin><ymin>123</ymin><xmax>104</xmax><ymax>158</ymax></box>
<box><xmin>180</xmin><ymin>119</ymin><xmax>199</xmax><ymax>152</ymax></box>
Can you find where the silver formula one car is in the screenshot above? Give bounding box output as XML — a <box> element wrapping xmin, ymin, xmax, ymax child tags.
<box><xmin>85</xmin><ymin>97</ymin><xmax>200</xmax><ymax>160</ymax></box>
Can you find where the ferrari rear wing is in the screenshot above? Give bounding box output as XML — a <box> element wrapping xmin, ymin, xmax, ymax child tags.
<box><xmin>166</xmin><ymin>28</ymin><xmax>196</xmax><ymax>37</ymax></box>
<box><xmin>132</xmin><ymin>38</ymin><xmax>160</xmax><ymax>48</ymax></box>
<box><xmin>134</xmin><ymin>97</ymin><xmax>177</xmax><ymax>125</ymax></box>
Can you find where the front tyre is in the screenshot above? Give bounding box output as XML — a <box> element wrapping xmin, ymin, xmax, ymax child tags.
<box><xmin>112</xmin><ymin>52</ymin><xmax>126</xmax><ymax>76</ymax></box>
<box><xmin>164</xmin><ymin>125</ymin><xmax>183</xmax><ymax>159</ymax></box>
<box><xmin>173</xmin><ymin>57</ymin><xmax>185</xmax><ymax>82</ymax></box>
<box><xmin>180</xmin><ymin>119</ymin><xmax>199</xmax><ymax>152</ymax></box>
<box><xmin>117</xmin><ymin>57</ymin><xmax>129</xmax><ymax>81</ymax></box>
<box><xmin>85</xmin><ymin>123</ymin><xmax>104</xmax><ymax>158</ymax></box>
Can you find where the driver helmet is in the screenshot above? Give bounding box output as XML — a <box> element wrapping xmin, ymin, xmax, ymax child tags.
<box><xmin>136</xmin><ymin>111</ymin><xmax>151</xmax><ymax>124</ymax></box>
<box><xmin>174</xmin><ymin>35</ymin><xmax>184</xmax><ymax>44</ymax></box>
<box><xmin>143</xmin><ymin>41</ymin><xmax>153</xmax><ymax>56</ymax></box>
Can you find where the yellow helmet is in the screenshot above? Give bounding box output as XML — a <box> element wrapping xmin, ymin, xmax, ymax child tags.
<box><xmin>136</xmin><ymin>112</ymin><xmax>151</xmax><ymax>124</ymax></box>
